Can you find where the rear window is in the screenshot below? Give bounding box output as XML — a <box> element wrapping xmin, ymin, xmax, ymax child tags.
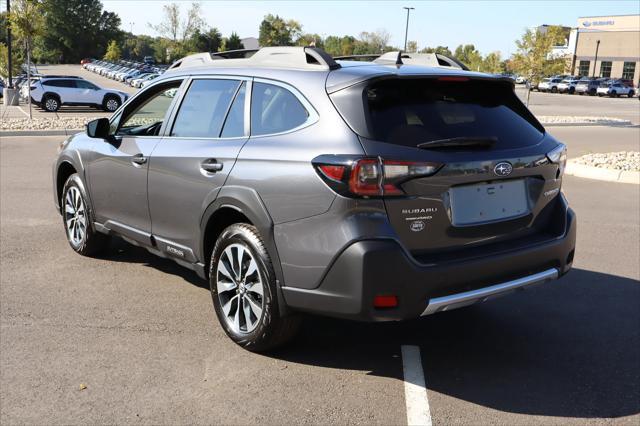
<box><xmin>358</xmin><ymin>78</ymin><xmax>544</xmax><ymax>149</ymax></box>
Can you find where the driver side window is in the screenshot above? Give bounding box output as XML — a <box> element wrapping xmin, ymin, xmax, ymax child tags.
<box><xmin>116</xmin><ymin>81</ymin><xmax>182</xmax><ymax>136</ymax></box>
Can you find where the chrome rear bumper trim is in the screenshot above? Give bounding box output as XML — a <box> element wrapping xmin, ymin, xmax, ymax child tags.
<box><xmin>421</xmin><ymin>268</ymin><xmax>559</xmax><ymax>316</ymax></box>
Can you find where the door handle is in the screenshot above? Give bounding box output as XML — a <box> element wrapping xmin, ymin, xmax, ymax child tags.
<box><xmin>201</xmin><ymin>160</ymin><xmax>223</xmax><ymax>173</ymax></box>
<box><xmin>132</xmin><ymin>153</ymin><xmax>147</xmax><ymax>165</ymax></box>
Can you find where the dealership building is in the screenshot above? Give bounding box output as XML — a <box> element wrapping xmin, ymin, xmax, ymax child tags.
<box><xmin>569</xmin><ymin>15</ymin><xmax>640</xmax><ymax>86</ymax></box>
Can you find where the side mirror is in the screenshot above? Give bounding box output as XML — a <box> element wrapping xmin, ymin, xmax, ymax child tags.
<box><xmin>86</xmin><ymin>118</ymin><xmax>111</xmax><ymax>139</ymax></box>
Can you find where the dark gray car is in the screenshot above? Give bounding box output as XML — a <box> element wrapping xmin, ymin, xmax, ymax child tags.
<box><xmin>53</xmin><ymin>47</ymin><xmax>576</xmax><ymax>351</ymax></box>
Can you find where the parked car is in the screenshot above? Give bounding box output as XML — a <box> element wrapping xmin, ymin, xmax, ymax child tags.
<box><xmin>80</xmin><ymin>58</ymin><xmax>93</xmax><ymax>65</ymax></box>
<box><xmin>597</xmin><ymin>81</ymin><xmax>635</xmax><ymax>97</ymax></box>
<box><xmin>52</xmin><ymin>47</ymin><xmax>575</xmax><ymax>351</ymax></box>
<box><xmin>143</xmin><ymin>56</ymin><xmax>155</xmax><ymax>65</ymax></box>
<box><xmin>515</xmin><ymin>76</ymin><xmax>526</xmax><ymax>84</ymax></box>
<box><xmin>29</xmin><ymin>76</ymin><xmax>128</xmax><ymax>112</ymax></box>
<box><xmin>133</xmin><ymin>73</ymin><xmax>159</xmax><ymax>88</ymax></box>
<box><xmin>575</xmin><ymin>78</ymin><xmax>602</xmax><ymax>96</ymax></box>
<box><xmin>557</xmin><ymin>77</ymin><xmax>580</xmax><ymax>94</ymax></box>
<box><xmin>538</xmin><ymin>77</ymin><xmax>563</xmax><ymax>93</ymax></box>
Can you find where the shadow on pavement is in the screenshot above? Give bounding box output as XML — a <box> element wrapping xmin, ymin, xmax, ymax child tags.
<box><xmin>272</xmin><ymin>268</ymin><xmax>640</xmax><ymax>419</ymax></box>
<box><xmin>96</xmin><ymin>238</ymin><xmax>639</xmax><ymax>419</ymax></box>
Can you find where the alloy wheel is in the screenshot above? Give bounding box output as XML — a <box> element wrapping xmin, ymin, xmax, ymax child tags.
<box><xmin>45</xmin><ymin>98</ymin><xmax>58</xmax><ymax>111</ymax></box>
<box><xmin>64</xmin><ymin>186</ymin><xmax>86</xmax><ymax>246</ymax></box>
<box><xmin>106</xmin><ymin>99</ymin><xmax>119</xmax><ymax>111</ymax></box>
<box><xmin>216</xmin><ymin>243</ymin><xmax>264</xmax><ymax>334</ymax></box>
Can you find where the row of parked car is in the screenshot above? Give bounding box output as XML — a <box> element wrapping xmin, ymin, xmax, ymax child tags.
<box><xmin>82</xmin><ymin>58</ymin><xmax>168</xmax><ymax>88</ymax></box>
<box><xmin>531</xmin><ymin>75</ymin><xmax>636</xmax><ymax>97</ymax></box>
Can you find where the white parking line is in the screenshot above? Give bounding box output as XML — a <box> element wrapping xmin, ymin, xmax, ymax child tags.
<box><xmin>401</xmin><ymin>345</ymin><xmax>432</xmax><ymax>426</ymax></box>
<box><xmin>17</xmin><ymin>106</ymin><xmax>30</xmax><ymax>118</ymax></box>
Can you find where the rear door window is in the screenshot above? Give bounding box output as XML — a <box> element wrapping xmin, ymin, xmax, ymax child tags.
<box><xmin>359</xmin><ymin>78</ymin><xmax>544</xmax><ymax>149</ymax></box>
<box><xmin>171</xmin><ymin>79</ymin><xmax>240</xmax><ymax>138</ymax></box>
<box><xmin>250</xmin><ymin>82</ymin><xmax>309</xmax><ymax>136</ymax></box>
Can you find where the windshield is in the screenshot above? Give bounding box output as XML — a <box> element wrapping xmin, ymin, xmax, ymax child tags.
<box><xmin>334</xmin><ymin>77</ymin><xmax>545</xmax><ymax>150</ymax></box>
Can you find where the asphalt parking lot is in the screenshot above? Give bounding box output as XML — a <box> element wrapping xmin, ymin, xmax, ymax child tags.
<box><xmin>1</xmin><ymin>67</ymin><xmax>639</xmax><ymax>424</ymax></box>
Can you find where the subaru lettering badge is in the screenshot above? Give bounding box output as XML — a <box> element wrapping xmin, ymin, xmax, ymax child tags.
<box><xmin>494</xmin><ymin>162</ymin><xmax>513</xmax><ymax>176</ymax></box>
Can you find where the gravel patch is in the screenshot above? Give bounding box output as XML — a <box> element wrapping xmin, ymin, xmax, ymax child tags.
<box><xmin>0</xmin><ymin>116</ymin><xmax>100</xmax><ymax>131</ymax></box>
<box><xmin>537</xmin><ymin>116</ymin><xmax>632</xmax><ymax>125</ymax></box>
<box><xmin>572</xmin><ymin>151</ymin><xmax>640</xmax><ymax>172</ymax></box>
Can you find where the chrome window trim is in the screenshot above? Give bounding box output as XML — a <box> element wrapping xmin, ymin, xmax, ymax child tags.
<box><xmin>249</xmin><ymin>77</ymin><xmax>319</xmax><ymax>138</ymax></box>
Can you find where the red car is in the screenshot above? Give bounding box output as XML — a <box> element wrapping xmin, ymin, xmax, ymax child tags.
<box><xmin>80</xmin><ymin>58</ymin><xmax>93</xmax><ymax>65</ymax></box>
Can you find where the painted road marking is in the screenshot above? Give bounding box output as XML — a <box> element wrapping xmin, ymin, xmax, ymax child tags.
<box><xmin>17</xmin><ymin>106</ymin><xmax>30</xmax><ymax>118</ymax></box>
<box><xmin>401</xmin><ymin>345</ymin><xmax>432</xmax><ymax>426</ymax></box>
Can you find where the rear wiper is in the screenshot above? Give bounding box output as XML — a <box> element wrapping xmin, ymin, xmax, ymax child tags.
<box><xmin>417</xmin><ymin>137</ymin><xmax>497</xmax><ymax>150</ymax></box>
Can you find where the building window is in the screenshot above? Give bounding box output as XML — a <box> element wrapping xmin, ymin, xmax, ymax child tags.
<box><xmin>578</xmin><ymin>60</ymin><xmax>590</xmax><ymax>77</ymax></box>
<box><xmin>622</xmin><ymin>62</ymin><xmax>636</xmax><ymax>80</ymax></box>
<box><xmin>599</xmin><ymin>61</ymin><xmax>612</xmax><ymax>78</ymax></box>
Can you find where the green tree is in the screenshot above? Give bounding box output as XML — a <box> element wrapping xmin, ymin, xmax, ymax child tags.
<box><xmin>40</xmin><ymin>0</ymin><xmax>122</xmax><ymax>63</ymax></box>
<box><xmin>103</xmin><ymin>40</ymin><xmax>121</xmax><ymax>61</ymax></box>
<box><xmin>357</xmin><ymin>29</ymin><xmax>391</xmax><ymax>54</ymax></box>
<box><xmin>419</xmin><ymin>45</ymin><xmax>453</xmax><ymax>57</ymax></box>
<box><xmin>481</xmin><ymin>51</ymin><xmax>504</xmax><ymax>74</ymax></box>
<box><xmin>9</xmin><ymin>0</ymin><xmax>45</xmax><ymax>118</ymax></box>
<box><xmin>295</xmin><ymin>33</ymin><xmax>324</xmax><ymax>49</ymax></box>
<box><xmin>258</xmin><ymin>14</ymin><xmax>302</xmax><ymax>46</ymax></box>
<box><xmin>189</xmin><ymin>28</ymin><xmax>223</xmax><ymax>52</ymax></box>
<box><xmin>224</xmin><ymin>32</ymin><xmax>245</xmax><ymax>51</ymax></box>
<box><xmin>323</xmin><ymin>35</ymin><xmax>355</xmax><ymax>56</ymax></box>
<box><xmin>510</xmin><ymin>26</ymin><xmax>566</xmax><ymax>84</ymax></box>
<box><xmin>454</xmin><ymin>44</ymin><xmax>483</xmax><ymax>70</ymax></box>
<box><xmin>406</xmin><ymin>40</ymin><xmax>418</xmax><ymax>53</ymax></box>
<box><xmin>0</xmin><ymin>42</ymin><xmax>23</xmax><ymax>80</ymax></box>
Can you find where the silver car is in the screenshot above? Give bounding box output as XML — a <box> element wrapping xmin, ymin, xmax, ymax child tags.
<box><xmin>53</xmin><ymin>47</ymin><xmax>576</xmax><ymax>351</ymax></box>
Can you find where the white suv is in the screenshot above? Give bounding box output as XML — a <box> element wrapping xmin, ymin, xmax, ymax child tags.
<box><xmin>29</xmin><ymin>76</ymin><xmax>129</xmax><ymax>112</ymax></box>
<box><xmin>596</xmin><ymin>81</ymin><xmax>635</xmax><ymax>98</ymax></box>
<box><xmin>538</xmin><ymin>77</ymin><xmax>563</xmax><ymax>93</ymax></box>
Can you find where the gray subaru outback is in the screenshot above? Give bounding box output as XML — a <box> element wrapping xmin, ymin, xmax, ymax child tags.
<box><xmin>53</xmin><ymin>47</ymin><xmax>576</xmax><ymax>351</ymax></box>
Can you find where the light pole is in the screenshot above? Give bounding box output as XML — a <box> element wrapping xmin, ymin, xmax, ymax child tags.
<box><xmin>403</xmin><ymin>6</ymin><xmax>414</xmax><ymax>52</ymax></box>
<box><xmin>592</xmin><ymin>39</ymin><xmax>600</xmax><ymax>77</ymax></box>
<box><xmin>129</xmin><ymin>21</ymin><xmax>134</xmax><ymax>34</ymax></box>
<box><xmin>6</xmin><ymin>0</ymin><xmax>12</xmax><ymax>87</ymax></box>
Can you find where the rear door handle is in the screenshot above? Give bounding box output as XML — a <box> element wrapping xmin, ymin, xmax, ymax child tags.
<box><xmin>132</xmin><ymin>153</ymin><xmax>147</xmax><ymax>165</ymax></box>
<box><xmin>201</xmin><ymin>159</ymin><xmax>223</xmax><ymax>173</ymax></box>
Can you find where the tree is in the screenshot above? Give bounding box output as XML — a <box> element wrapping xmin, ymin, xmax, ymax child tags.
<box><xmin>0</xmin><ymin>42</ymin><xmax>23</xmax><ymax>80</ymax></box>
<box><xmin>419</xmin><ymin>45</ymin><xmax>453</xmax><ymax>57</ymax></box>
<box><xmin>224</xmin><ymin>32</ymin><xmax>245</xmax><ymax>51</ymax></box>
<box><xmin>324</xmin><ymin>35</ymin><xmax>355</xmax><ymax>56</ymax></box>
<box><xmin>10</xmin><ymin>0</ymin><xmax>45</xmax><ymax>118</ymax></box>
<box><xmin>406</xmin><ymin>40</ymin><xmax>418</xmax><ymax>53</ymax></box>
<box><xmin>39</xmin><ymin>0</ymin><xmax>122</xmax><ymax>63</ymax></box>
<box><xmin>357</xmin><ymin>29</ymin><xmax>391</xmax><ymax>54</ymax></box>
<box><xmin>296</xmin><ymin>33</ymin><xmax>324</xmax><ymax>49</ymax></box>
<box><xmin>258</xmin><ymin>14</ymin><xmax>302</xmax><ymax>46</ymax></box>
<box><xmin>149</xmin><ymin>2</ymin><xmax>204</xmax><ymax>44</ymax></box>
<box><xmin>103</xmin><ymin>40</ymin><xmax>121</xmax><ymax>61</ymax></box>
<box><xmin>189</xmin><ymin>28</ymin><xmax>222</xmax><ymax>52</ymax></box>
<box><xmin>510</xmin><ymin>25</ymin><xmax>566</xmax><ymax>84</ymax></box>
<box><xmin>482</xmin><ymin>51</ymin><xmax>503</xmax><ymax>74</ymax></box>
<box><xmin>454</xmin><ymin>44</ymin><xmax>483</xmax><ymax>71</ymax></box>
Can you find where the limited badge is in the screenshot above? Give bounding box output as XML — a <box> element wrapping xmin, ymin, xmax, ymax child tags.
<box><xmin>410</xmin><ymin>220</ymin><xmax>425</xmax><ymax>232</ymax></box>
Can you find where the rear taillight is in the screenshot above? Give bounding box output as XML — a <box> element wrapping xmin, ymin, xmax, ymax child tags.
<box><xmin>547</xmin><ymin>143</ymin><xmax>567</xmax><ymax>178</ymax></box>
<box><xmin>313</xmin><ymin>156</ymin><xmax>441</xmax><ymax>198</ymax></box>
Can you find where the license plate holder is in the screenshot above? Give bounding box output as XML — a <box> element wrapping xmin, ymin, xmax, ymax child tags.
<box><xmin>449</xmin><ymin>180</ymin><xmax>529</xmax><ymax>226</ymax></box>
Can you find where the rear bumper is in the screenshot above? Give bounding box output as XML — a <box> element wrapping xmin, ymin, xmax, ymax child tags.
<box><xmin>283</xmin><ymin>201</ymin><xmax>576</xmax><ymax>321</ymax></box>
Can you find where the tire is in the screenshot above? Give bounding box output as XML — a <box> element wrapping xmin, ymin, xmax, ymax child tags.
<box><xmin>209</xmin><ymin>223</ymin><xmax>301</xmax><ymax>352</ymax></box>
<box><xmin>61</xmin><ymin>174</ymin><xmax>110</xmax><ymax>256</ymax></box>
<box><xmin>628</xmin><ymin>91</ymin><xmax>634</xmax><ymax>98</ymax></box>
<box><xmin>43</xmin><ymin>94</ymin><xmax>60</xmax><ymax>112</ymax></box>
<box><xmin>610</xmin><ymin>91</ymin><xmax>617</xmax><ymax>98</ymax></box>
<box><xmin>569</xmin><ymin>88</ymin><xmax>575</xmax><ymax>94</ymax></box>
<box><xmin>103</xmin><ymin>95</ymin><xmax>121</xmax><ymax>112</ymax></box>
<box><xmin>551</xmin><ymin>87</ymin><xmax>558</xmax><ymax>93</ymax></box>
<box><xmin>578</xmin><ymin>92</ymin><xmax>583</xmax><ymax>96</ymax></box>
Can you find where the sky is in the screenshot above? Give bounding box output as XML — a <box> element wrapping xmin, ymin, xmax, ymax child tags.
<box><xmin>9</xmin><ymin>1</ymin><xmax>640</xmax><ymax>57</ymax></box>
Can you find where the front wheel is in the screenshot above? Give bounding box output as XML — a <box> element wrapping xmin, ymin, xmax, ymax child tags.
<box><xmin>61</xmin><ymin>174</ymin><xmax>110</xmax><ymax>256</ymax></box>
<box><xmin>628</xmin><ymin>91</ymin><xmax>635</xmax><ymax>98</ymax></box>
<box><xmin>103</xmin><ymin>96</ymin><xmax>121</xmax><ymax>112</ymax></box>
<box><xmin>551</xmin><ymin>87</ymin><xmax>558</xmax><ymax>93</ymax></box>
<box><xmin>43</xmin><ymin>95</ymin><xmax>60</xmax><ymax>112</ymax></box>
<box><xmin>209</xmin><ymin>223</ymin><xmax>300</xmax><ymax>352</ymax></box>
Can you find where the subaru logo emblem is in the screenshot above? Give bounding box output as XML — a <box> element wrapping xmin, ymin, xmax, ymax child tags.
<box><xmin>493</xmin><ymin>162</ymin><xmax>513</xmax><ymax>176</ymax></box>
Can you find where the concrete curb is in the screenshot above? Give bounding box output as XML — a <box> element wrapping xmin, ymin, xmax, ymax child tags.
<box><xmin>566</xmin><ymin>160</ymin><xmax>640</xmax><ymax>184</ymax></box>
<box><xmin>0</xmin><ymin>130</ymin><xmax>82</xmax><ymax>137</ymax></box>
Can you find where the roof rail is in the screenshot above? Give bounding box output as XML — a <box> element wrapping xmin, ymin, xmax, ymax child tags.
<box><xmin>372</xmin><ymin>51</ymin><xmax>469</xmax><ymax>70</ymax></box>
<box><xmin>167</xmin><ymin>46</ymin><xmax>341</xmax><ymax>72</ymax></box>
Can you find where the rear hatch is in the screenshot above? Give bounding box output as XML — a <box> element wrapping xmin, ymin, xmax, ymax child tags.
<box><xmin>329</xmin><ymin>75</ymin><xmax>566</xmax><ymax>257</ymax></box>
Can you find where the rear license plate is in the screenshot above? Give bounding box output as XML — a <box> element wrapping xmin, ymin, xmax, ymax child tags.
<box><xmin>449</xmin><ymin>180</ymin><xmax>529</xmax><ymax>226</ymax></box>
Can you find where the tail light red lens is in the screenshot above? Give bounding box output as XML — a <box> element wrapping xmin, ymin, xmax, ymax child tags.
<box><xmin>373</xmin><ymin>295</ymin><xmax>398</xmax><ymax>308</ymax></box>
<box><xmin>313</xmin><ymin>156</ymin><xmax>441</xmax><ymax>198</ymax></box>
